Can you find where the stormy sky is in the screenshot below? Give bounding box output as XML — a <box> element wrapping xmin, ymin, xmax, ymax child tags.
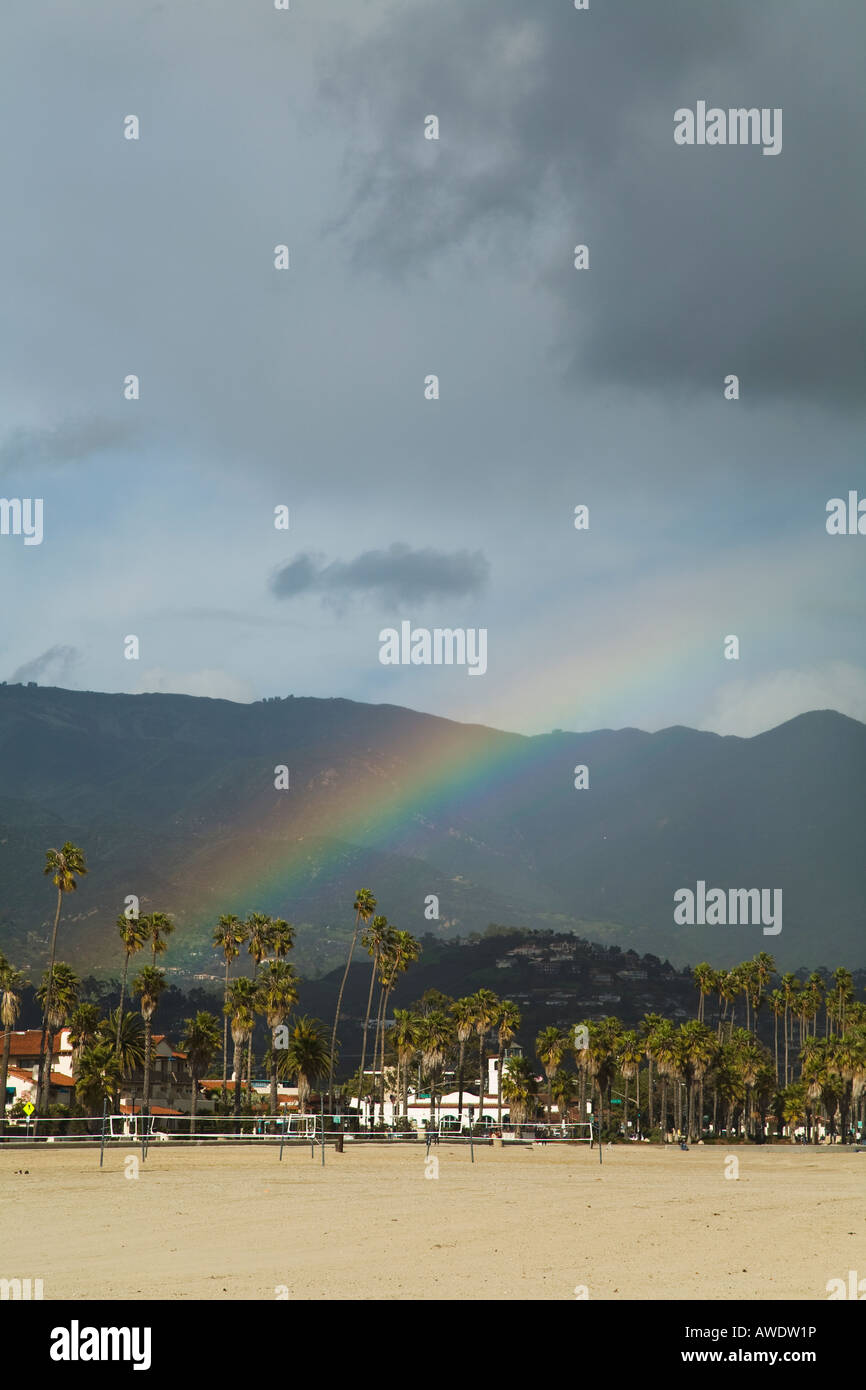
<box><xmin>0</xmin><ymin>0</ymin><xmax>863</xmax><ymax>736</ymax></box>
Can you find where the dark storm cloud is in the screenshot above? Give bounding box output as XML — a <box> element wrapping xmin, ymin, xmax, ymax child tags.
<box><xmin>324</xmin><ymin>0</ymin><xmax>866</xmax><ymax>409</ymax></box>
<box><xmin>0</xmin><ymin>418</ymin><xmax>133</xmax><ymax>475</ymax></box>
<box><xmin>270</xmin><ymin>544</ymin><xmax>489</xmax><ymax>606</ymax></box>
<box><xmin>9</xmin><ymin>645</ymin><xmax>80</xmax><ymax>684</ymax></box>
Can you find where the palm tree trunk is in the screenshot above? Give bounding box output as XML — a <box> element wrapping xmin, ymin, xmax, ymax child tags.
<box><xmin>270</xmin><ymin>1038</ymin><xmax>279</xmax><ymax>1121</ymax></box>
<box><xmin>232</xmin><ymin>1037</ymin><xmax>243</xmax><ymax>1119</ymax></box>
<box><xmin>116</xmin><ymin>951</ymin><xmax>130</xmax><ymax>1055</ymax></box>
<box><xmin>190</xmin><ymin>1075</ymin><xmax>198</xmax><ymax>1135</ymax></box>
<box><xmin>647</xmin><ymin>1056</ymin><xmax>654</xmax><ymax>1131</ymax></box>
<box><xmin>497</xmin><ymin>1054</ymin><xmax>504</xmax><ymax>1130</ymax></box>
<box><xmin>0</xmin><ymin>1027</ymin><xmax>12</xmax><ymax>1133</ymax></box>
<box><xmin>477</xmin><ymin>1036</ymin><xmax>485</xmax><ymax>1129</ymax></box>
<box><xmin>37</xmin><ymin>887</ymin><xmax>63</xmax><ymax>1114</ymax></box>
<box><xmin>328</xmin><ymin>908</ymin><xmax>363</xmax><ymax>1109</ymax></box>
<box><xmin>143</xmin><ymin>1018</ymin><xmax>152</xmax><ymax>1106</ymax></box>
<box><xmin>222</xmin><ymin>960</ymin><xmax>230</xmax><ymax>1097</ymax></box>
<box><xmin>660</xmin><ymin>1077</ymin><xmax>667</xmax><ymax>1138</ymax></box>
<box><xmin>456</xmin><ymin>1040</ymin><xmax>466</xmax><ymax>1123</ymax></box>
<box><xmin>357</xmin><ymin>957</ymin><xmax>378</xmax><ymax>1126</ymax></box>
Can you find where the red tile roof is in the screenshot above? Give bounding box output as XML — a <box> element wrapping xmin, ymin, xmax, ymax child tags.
<box><xmin>4</xmin><ymin>1031</ymin><xmax>66</xmax><ymax>1057</ymax></box>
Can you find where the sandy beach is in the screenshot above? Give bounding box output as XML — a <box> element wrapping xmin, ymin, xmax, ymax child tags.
<box><xmin>3</xmin><ymin>1141</ymin><xmax>863</xmax><ymax>1301</ymax></box>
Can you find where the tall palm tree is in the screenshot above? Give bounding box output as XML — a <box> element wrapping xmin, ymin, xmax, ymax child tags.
<box><xmin>375</xmin><ymin>931</ymin><xmax>420</xmax><ymax>1120</ymax></box>
<box><xmin>213</xmin><ymin>914</ymin><xmax>246</xmax><ymax>1099</ymax></box>
<box><xmin>225</xmin><ymin>978</ymin><xmax>257</xmax><ymax>1119</ymax></box>
<box><xmin>415</xmin><ymin>1010</ymin><xmax>454</xmax><ymax>1129</ymax></box>
<box><xmin>451</xmin><ymin>998</ymin><xmax>475</xmax><ymax>1126</ymax></box>
<box><xmin>768</xmin><ymin>989</ymin><xmax>785</xmax><ymax>1084</ymax></box>
<box><xmin>142</xmin><ymin>911</ymin><xmax>175</xmax><ymax>964</ymax></box>
<box><xmin>181</xmin><ymin>1011</ymin><xmax>222</xmax><ymax>1134</ymax></box>
<box><xmin>257</xmin><ymin>959</ymin><xmax>300</xmax><ymax>1117</ymax></box>
<box><xmin>280</xmin><ymin>1016</ymin><xmax>331</xmax><ymax>1113</ymax></box>
<box><xmin>617</xmin><ymin>1030</ymin><xmax>644</xmax><ymax>1136</ymax></box>
<box><xmin>269</xmin><ymin>919</ymin><xmax>295</xmax><ymax>960</ymax></box>
<box><xmin>328</xmin><ymin>888</ymin><xmax>376</xmax><ymax>1111</ymax></box>
<box><xmin>640</xmin><ymin>1013</ymin><xmax>665</xmax><ymax>1132</ymax></box>
<box><xmin>131</xmin><ymin>966</ymin><xmax>167</xmax><ymax>1108</ymax></box>
<box><xmin>38</xmin><ymin>842</ymin><xmax>87</xmax><ymax>1113</ymax></box>
<box><xmin>781</xmin><ymin>973</ymin><xmax>799</xmax><ymax>1084</ymax></box>
<box><xmin>469</xmin><ymin>988</ymin><xmax>500</xmax><ymax>1127</ymax></box>
<box><xmin>36</xmin><ymin>960</ymin><xmax>80</xmax><ymax>1091</ymax></box>
<box><xmin>833</xmin><ymin>968</ymin><xmax>854</xmax><ymax>1038</ymax></box>
<box><xmin>0</xmin><ymin>959</ymin><xmax>27</xmax><ymax>1132</ymax></box>
<box><xmin>495</xmin><ymin>1000</ymin><xmax>521</xmax><ymax>1127</ymax></box>
<box><xmin>116</xmin><ymin>914</ymin><xmax>147</xmax><ymax>1057</ymax></box>
<box><xmin>692</xmin><ymin>963</ymin><xmax>717</xmax><ymax>1024</ymax></box>
<box><xmin>357</xmin><ymin>915</ymin><xmax>390</xmax><ymax>1120</ymax></box>
<box><xmin>391</xmin><ymin>1009</ymin><xmax>419</xmax><ymax>1121</ymax></box>
<box><xmin>536</xmin><ymin>1026</ymin><xmax>568</xmax><ymax>1123</ymax></box>
<box><xmin>244</xmin><ymin>912</ymin><xmax>275</xmax><ymax>1090</ymax></box>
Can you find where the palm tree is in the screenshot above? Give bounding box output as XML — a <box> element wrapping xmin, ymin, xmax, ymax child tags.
<box><xmin>38</xmin><ymin>842</ymin><xmax>87</xmax><ymax>1112</ymax></box>
<box><xmin>375</xmin><ymin>931</ymin><xmax>420</xmax><ymax>1120</ymax></box>
<box><xmin>181</xmin><ymin>1012</ymin><xmax>222</xmax><ymax>1134</ymax></box>
<box><xmin>75</xmin><ymin>1041</ymin><xmax>123</xmax><ymax>1115</ymax></box>
<box><xmin>0</xmin><ymin>959</ymin><xmax>27</xmax><ymax>1132</ymax></box>
<box><xmin>495</xmin><ymin>1000</ymin><xmax>521</xmax><ymax>1128</ymax></box>
<box><xmin>640</xmin><ymin>1013</ymin><xmax>665</xmax><ymax>1133</ymax></box>
<box><xmin>131</xmin><ymin>966</ymin><xmax>167</xmax><ymax>1108</ymax></box>
<box><xmin>116</xmin><ymin>914</ymin><xmax>147</xmax><ymax>1058</ymax></box>
<box><xmin>98</xmin><ymin>1009</ymin><xmax>145</xmax><ymax>1089</ymax></box>
<box><xmin>68</xmin><ymin>1004</ymin><xmax>101</xmax><ymax>1065</ymax></box>
<box><xmin>328</xmin><ymin>888</ymin><xmax>377</xmax><ymax>1111</ymax></box>
<box><xmin>617</xmin><ymin>1030</ymin><xmax>644</xmax><ymax>1136</ymax></box>
<box><xmin>768</xmin><ymin>989</ymin><xmax>785</xmax><ymax>1083</ymax></box>
<box><xmin>653</xmin><ymin>1019</ymin><xmax>678</xmax><ymax>1137</ymax></box>
<box><xmin>391</xmin><ymin>1009</ymin><xmax>419</xmax><ymax>1121</ymax></box>
<box><xmin>244</xmin><ymin>912</ymin><xmax>275</xmax><ymax>1089</ymax></box>
<box><xmin>692</xmin><ymin>963</ymin><xmax>717</xmax><ymax>1024</ymax></box>
<box><xmin>415</xmin><ymin>1010</ymin><xmax>454</xmax><ymax>1129</ymax></box>
<box><xmin>213</xmin><ymin>914</ymin><xmax>246</xmax><ymax>1099</ymax></box>
<box><xmin>142</xmin><ymin>911</ymin><xmax>175</xmax><ymax>964</ymax></box>
<box><xmin>469</xmin><ymin>988</ymin><xmax>500</xmax><ymax>1127</ymax></box>
<box><xmin>357</xmin><ymin>915</ymin><xmax>390</xmax><ymax>1120</ymax></box>
<box><xmin>551</xmin><ymin>1068</ymin><xmax>576</xmax><ymax>1124</ymax></box>
<box><xmin>36</xmin><ymin>960</ymin><xmax>80</xmax><ymax>1094</ymax></box>
<box><xmin>281</xmin><ymin>1016</ymin><xmax>331</xmax><ymax>1113</ymax></box>
<box><xmin>269</xmin><ymin>919</ymin><xmax>295</xmax><ymax>959</ymax></box>
<box><xmin>781</xmin><ymin>973</ymin><xmax>799</xmax><ymax>1084</ymax></box>
<box><xmin>451</xmin><ymin>997</ymin><xmax>475</xmax><ymax>1126</ymax></box>
<box><xmin>501</xmin><ymin>1055</ymin><xmax>538</xmax><ymax>1127</ymax></box>
<box><xmin>225</xmin><ymin>978</ymin><xmax>257</xmax><ymax>1119</ymax></box>
<box><xmin>536</xmin><ymin>1026</ymin><xmax>568</xmax><ymax>1123</ymax></box>
<box><xmin>257</xmin><ymin>959</ymin><xmax>300</xmax><ymax>1118</ymax></box>
<box><xmin>833</xmin><ymin>968</ymin><xmax>854</xmax><ymax>1038</ymax></box>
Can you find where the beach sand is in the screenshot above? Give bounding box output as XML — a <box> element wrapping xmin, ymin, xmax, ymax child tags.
<box><xmin>3</xmin><ymin>1141</ymin><xmax>863</xmax><ymax>1301</ymax></box>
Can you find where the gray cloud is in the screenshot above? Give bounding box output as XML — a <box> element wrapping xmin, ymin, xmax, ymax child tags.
<box><xmin>270</xmin><ymin>544</ymin><xmax>489</xmax><ymax>606</ymax></box>
<box><xmin>325</xmin><ymin>0</ymin><xmax>866</xmax><ymax>410</ymax></box>
<box><xmin>9</xmin><ymin>645</ymin><xmax>80</xmax><ymax>684</ymax></box>
<box><xmin>0</xmin><ymin>418</ymin><xmax>134</xmax><ymax>475</ymax></box>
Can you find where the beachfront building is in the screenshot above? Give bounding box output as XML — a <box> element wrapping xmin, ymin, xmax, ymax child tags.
<box><xmin>2</xmin><ymin>1029</ymin><xmax>76</xmax><ymax>1111</ymax></box>
<box><xmin>349</xmin><ymin>1047</ymin><xmax>529</xmax><ymax>1128</ymax></box>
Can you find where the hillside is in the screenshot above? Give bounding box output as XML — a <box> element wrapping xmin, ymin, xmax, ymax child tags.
<box><xmin>0</xmin><ymin>684</ymin><xmax>863</xmax><ymax>974</ymax></box>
